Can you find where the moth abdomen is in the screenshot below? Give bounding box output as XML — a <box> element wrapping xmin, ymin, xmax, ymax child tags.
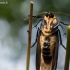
<box><xmin>42</xmin><ymin>50</ymin><xmax>50</xmax><ymax>55</ymax></box>
<box><xmin>42</xmin><ymin>41</ymin><xmax>52</xmax><ymax>61</ymax></box>
<box><xmin>43</xmin><ymin>55</ymin><xmax>52</xmax><ymax>61</ymax></box>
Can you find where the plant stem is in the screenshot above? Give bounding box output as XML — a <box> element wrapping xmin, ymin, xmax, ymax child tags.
<box><xmin>26</xmin><ymin>1</ymin><xmax>33</xmax><ymax>70</ymax></box>
<box><xmin>64</xmin><ymin>26</ymin><xmax>70</xmax><ymax>70</ymax></box>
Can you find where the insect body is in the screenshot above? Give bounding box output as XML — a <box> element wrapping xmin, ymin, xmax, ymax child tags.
<box><xmin>31</xmin><ymin>12</ymin><xmax>69</xmax><ymax>70</ymax></box>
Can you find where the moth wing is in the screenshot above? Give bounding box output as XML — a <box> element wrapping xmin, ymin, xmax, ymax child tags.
<box><xmin>52</xmin><ymin>31</ymin><xmax>59</xmax><ymax>70</ymax></box>
<box><xmin>36</xmin><ymin>31</ymin><xmax>41</xmax><ymax>70</ymax></box>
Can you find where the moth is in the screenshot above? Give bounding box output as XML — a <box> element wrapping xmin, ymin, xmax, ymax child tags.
<box><xmin>31</xmin><ymin>12</ymin><xmax>69</xmax><ymax>70</ymax></box>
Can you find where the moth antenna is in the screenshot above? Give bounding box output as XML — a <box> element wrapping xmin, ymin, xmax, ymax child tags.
<box><xmin>24</xmin><ymin>17</ymin><xmax>29</xmax><ymax>20</ymax></box>
<box><xmin>53</xmin><ymin>12</ymin><xmax>70</xmax><ymax>17</ymax></box>
<box><xmin>24</xmin><ymin>12</ymin><xmax>47</xmax><ymax>20</ymax></box>
<box><xmin>24</xmin><ymin>11</ymin><xmax>70</xmax><ymax>20</ymax></box>
<box><xmin>33</xmin><ymin>12</ymin><xmax>70</xmax><ymax>17</ymax></box>
<box><xmin>24</xmin><ymin>15</ymin><xmax>43</xmax><ymax>20</ymax></box>
<box><xmin>34</xmin><ymin>12</ymin><xmax>48</xmax><ymax>16</ymax></box>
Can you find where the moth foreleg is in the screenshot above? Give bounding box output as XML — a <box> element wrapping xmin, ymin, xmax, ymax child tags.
<box><xmin>58</xmin><ymin>29</ymin><xmax>66</xmax><ymax>49</ymax></box>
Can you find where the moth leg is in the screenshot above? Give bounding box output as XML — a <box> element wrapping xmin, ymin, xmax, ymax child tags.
<box><xmin>51</xmin><ymin>28</ymin><xmax>66</xmax><ymax>50</ymax></box>
<box><xmin>58</xmin><ymin>29</ymin><xmax>66</xmax><ymax>49</ymax></box>
<box><xmin>59</xmin><ymin>24</ymin><xmax>66</xmax><ymax>35</ymax></box>
<box><xmin>54</xmin><ymin>23</ymin><xmax>66</xmax><ymax>36</ymax></box>
<box><xmin>32</xmin><ymin>19</ymin><xmax>43</xmax><ymax>29</ymax></box>
<box><xmin>31</xmin><ymin>33</ymin><xmax>37</xmax><ymax>48</ymax></box>
<box><xmin>31</xmin><ymin>28</ymin><xmax>40</xmax><ymax>48</ymax></box>
<box><xmin>59</xmin><ymin>21</ymin><xmax>70</xmax><ymax>26</ymax></box>
<box><xmin>31</xmin><ymin>39</ymin><xmax>37</xmax><ymax>48</ymax></box>
<box><xmin>51</xmin><ymin>28</ymin><xmax>59</xmax><ymax>35</ymax></box>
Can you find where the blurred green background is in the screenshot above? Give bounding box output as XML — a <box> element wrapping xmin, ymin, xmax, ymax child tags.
<box><xmin>0</xmin><ymin>0</ymin><xmax>70</xmax><ymax>70</ymax></box>
<box><xmin>1</xmin><ymin>0</ymin><xmax>70</xmax><ymax>22</ymax></box>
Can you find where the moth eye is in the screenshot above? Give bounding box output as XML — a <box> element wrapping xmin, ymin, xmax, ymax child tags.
<box><xmin>49</xmin><ymin>12</ymin><xmax>54</xmax><ymax>18</ymax></box>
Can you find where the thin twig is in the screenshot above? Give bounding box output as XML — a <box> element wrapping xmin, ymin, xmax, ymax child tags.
<box><xmin>26</xmin><ymin>1</ymin><xmax>33</xmax><ymax>70</ymax></box>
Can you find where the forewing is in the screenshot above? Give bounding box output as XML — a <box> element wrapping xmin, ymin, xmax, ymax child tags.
<box><xmin>36</xmin><ymin>30</ymin><xmax>41</xmax><ymax>70</ymax></box>
<box><xmin>52</xmin><ymin>31</ymin><xmax>59</xmax><ymax>70</ymax></box>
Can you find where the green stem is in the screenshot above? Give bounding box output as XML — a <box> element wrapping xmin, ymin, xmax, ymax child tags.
<box><xmin>64</xmin><ymin>26</ymin><xmax>70</xmax><ymax>70</ymax></box>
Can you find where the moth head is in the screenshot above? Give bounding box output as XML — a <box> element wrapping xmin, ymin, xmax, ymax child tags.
<box><xmin>46</xmin><ymin>12</ymin><xmax>54</xmax><ymax>18</ymax></box>
<box><xmin>43</xmin><ymin>12</ymin><xmax>57</xmax><ymax>33</ymax></box>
